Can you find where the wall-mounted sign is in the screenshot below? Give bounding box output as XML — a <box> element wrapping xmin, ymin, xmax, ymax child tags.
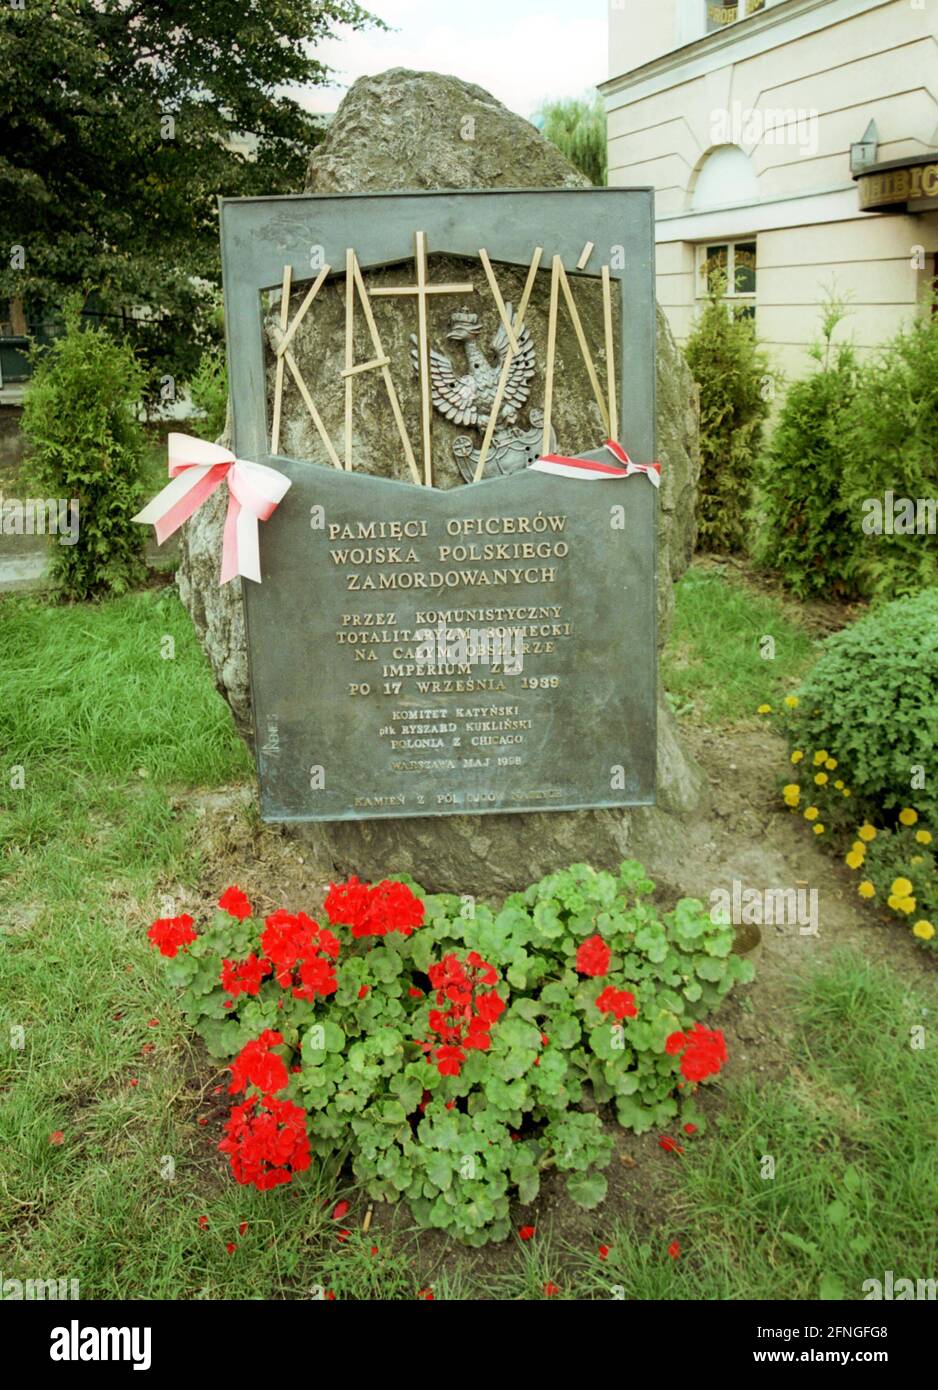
<box><xmin>706</xmin><ymin>0</ymin><xmax>763</xmax><ymax>30</ymax></box>
<box><xmin>857</xmin><ymin>157</ymin><xmax>938</xmax><ymax>212</ymax></box>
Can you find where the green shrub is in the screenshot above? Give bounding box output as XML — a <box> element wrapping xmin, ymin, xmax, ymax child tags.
<box><xmin>153</xmin><ymin>862</ymin><xmax>753</xmax><ymax>1245</ymax></box>
<box><xmin>839</xmin><ymin>305</ymin><xmax>938</xmax><ymax>599</ymax></box>
<box><xmin>777</xmin><ymin>588</ymin><xmax>938</xmax><ymax>833</ymax></box>
<box><xmin>21</xmin><ymin>298</ymin><xmax>146</xmax><ymax>599</ymax></box>
<box><xmin>752</xmin><ymin>305</ymin><xmax>861</xmax><ymax>598</ymax></box>
<box><xmin>684</xmin><ymin>277</ymin><xmax>771</xmax><ymax>552</ymax></box>
<box><xmin>187</xmin><ymin>343</ymin><xmax>228</xmax><ymax>442</ymax></box>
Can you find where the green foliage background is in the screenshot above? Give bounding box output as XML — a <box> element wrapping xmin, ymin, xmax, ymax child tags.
<box><xmin>684</xmin><ymin>279</ymin><xmax>771</xmax><ymax>552</ymax></box>
<box><xmin>20</xmin><ymin>300</ymin><xmax>147</xmax><ymax>600</ymax></box>
<box><xmin>839</xmin><ymin>309</ymin><xmax>938</xmax><ymax>599</ymax></box>
<box><xmin>752</xmin><ymin>305</ymin><xmax>861</xmax><ymax>598</ymax></box>
<box><xmin>0</xmin><ymin>0</ymin><xmax>379</xmax><ymax>395</ymax></box>
<box><xmin>536</xmin><ymin>93</ymin><xmax>607</xmax><ymax>186</ymax></box>
<box><xmin>780</xmin><ymin>587</ymin><xmax>938</xmax><ymax>832</ymax></box>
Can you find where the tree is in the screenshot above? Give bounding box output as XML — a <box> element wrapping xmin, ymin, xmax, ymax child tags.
<box><xmin>751</xmin><ymin>299</ymin><xmax>861</xmax><ymax>598</ymax></box>
<box><xmin>21</xmin><ymin>296</ymin><xmax>147</xmax><ymax>600</ymax></box>
<box><xmin>0</xmin><ymin>0</ymin><xmax>379</xmax><ymax>400</ymax></box>
<box><xmin>535</xmin><ymin>93</ymin><xmax>606</xmax><ymax>186</ymax></box>
<box><xmin>684</xmin><ymin>275</ymin><xmax>771</xmax><ymax>553</ymax></box>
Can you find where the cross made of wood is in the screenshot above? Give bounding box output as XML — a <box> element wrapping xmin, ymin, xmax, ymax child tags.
<box><xmin>369</xmin><ymin>231</ymin><xmax>474</xmax><ymax>487</ymax></box>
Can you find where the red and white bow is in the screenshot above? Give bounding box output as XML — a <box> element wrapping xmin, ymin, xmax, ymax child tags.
<box><xmin>529</xmin><ymin>439</ymin><xmax>661</xmax><ymax>486</ymax></box>
<box><xmin>133</xmin><ymin>433</ymin><xmax>291</xmax><ymax>585</ymax></box>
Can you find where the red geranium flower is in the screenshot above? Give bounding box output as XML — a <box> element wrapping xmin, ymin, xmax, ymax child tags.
<box><xmin>218</xmin><ymin>1093</ymin><xmax>311</xmax><ymax>1191</ymax></box>
<box><xmin>228</xmin><ymin>1030</ymin><xmax>290</xmax><ymax>1096</ymax></box>
<box><xmin>518</xmin><ymin>1225</ymin><xmax>536</xmax><ymax>1241</ymax></box>
<box><xmin>576</xmin><ymin>934</ymin><xmax>611</xmax><ymax>978</ymax></box>
<box><xmin>668</xmin><ymin>1240</ymin><xmax>681</xmax><ymax>1260</ymax></box>
<box><xmin>218</xmin><ymin>886</ymin><xmax>252</xmax><ymax>920</ymax></box>
<box><xmin>147</xmin><ymin>913</ymin><xmax>197</xmax><ymax>958</ymax></box>
<box><xmin>666</xmin><ymin>1023</ymin><xmax>727</xmax><ymax>1083</ymax></box>
<box><xmin>221</xmin><ymin>953</ymin><xmax>272</xmax><ymax>999</ymax></box>
<box><xmin>323</xmin><ymin>875</ymin><xmax>424</xmax><ymax>938</ymax></box>
<box><xmin>595</xmin><ymin>985</ymin><xmax>638</xmax><ymax>1019</ymax></box>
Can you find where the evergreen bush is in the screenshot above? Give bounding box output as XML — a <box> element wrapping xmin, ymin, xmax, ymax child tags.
<box><xmin>21</xmin><ymin>298</ymin><xmax>147</xmax><ymax>599</ymax></box>
<box><xmin>684</xmin><ymin>277</ymin><xmax>771</xmax><ymax>552</ymax></box>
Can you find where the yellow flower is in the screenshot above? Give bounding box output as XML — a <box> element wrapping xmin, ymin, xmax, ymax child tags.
<box><xmin>784</xmin><ymin>695</ymin><xmax>799</xmax><ymax>709</ymax></box>
<box><xmin>887</xmin><ymin>894</ymin><xmax>901</xmax><ymax>910</ymax></box>
<box><xmin>790</xmin><ymin>751</ymin><xmax>804</xmax><ymax>764</ymax></box>
<box><xmin>898</xmin><ymin>897</ymin><xmax>916</xmax><ymax>915</ymax></box>
<box><xmin>899</xmin><ymin>808</ymin><xmax>918</xmax><ymax>826</ymax></box>
<box><xmin>834</xmin><ymin>780</ymin><xmax>844</xmax><ymax>790</ymax></box>
<box><xmin>813</xmin><ymin>750</ymin><xmax>828</xmax><ymax>766</ymax></box>
<box><xmin>804</xmin><ymin>806</ymin><xmax>819</xmax><ymax>822</ymax></box>
<box><xmin>813</xmin><ymin>823</ymin><xmax>825</xmax><ymax>835</ymax></box>
<box><xmin>851</xmin><ymin>840</ymin><xmax>865</xmax><ymax>854</ymax></box>
<box><xmin>815</xmin><ymin>772</ymin><xmax>828</xmax><ymax>786</ymax></box>
<box><xmin>913</xmin><ymin>920</ymin><xmax>935</xmax><ymax>941</ymax></box>
<box><xmin>915</xmin><ymin>829</ymin><xmax>932</xmax><ymax>845</ymax></box>
<box><xmin>911</xmin><ymin>855</ymin><xmax>924</xmax><ymax>866</ymax></box>
<box><xmin>845</xmin><ymin>850</ymin><xmax>864</xmax><ymax>870</ymax></box>
<box><xmin>782</xmin><ymin>784</ymin><xmax>800</xmax><ymax>799</ymax></box>
<box><xmin>757</xmin><ymin>704</ymin><xmax>772</xmax><ymax>715</ymax></box>
<box><xmin>858</xmin><ymin>881</ymin><xmax>875</xmax><ymax>899</ymax></box>
<box><xmin>858</xmin><ymin>824</ymin><xmax>876</xmax><ymax>842</ymax></box>
<box><xmin>842</xmin><ymin>788</ymin><xmax>851</xmax><ymax>797</ymax></box>
<box><xmin>890</xmin><ymin>877</ymin><xmax>913</xmax><ymax>898</ymax></box>
<box><xmin>825</xmin><ymin>758</ymin><xmax>837</xmax><ymax>770</ymax></box>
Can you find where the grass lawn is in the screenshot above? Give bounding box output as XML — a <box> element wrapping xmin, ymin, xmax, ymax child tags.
<box><xmin>1</xmin><ymin>574</ymin><xmax>934</xmax><ymax>1299</ymax></box>
<box><xmin>661</xmin><ymin>563</ymin><xmax>818</xmax><ymax>723</ymax></box>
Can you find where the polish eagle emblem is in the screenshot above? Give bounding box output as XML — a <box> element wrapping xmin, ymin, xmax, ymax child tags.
<box><xmin>410</xmin><ymin>306</ymin><xmax>554</xmax><ymax>482</ymax></box>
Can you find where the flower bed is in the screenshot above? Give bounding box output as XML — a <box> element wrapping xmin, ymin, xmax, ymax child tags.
<box><xmin>149</xmin><ymin>862</ymin><xmax>752</xmax><ymax>1245</ymax></box>
<box><xmin>758</xmin><ymin>694</ymin><xmax>936</xmax><ymax>949</ymax></box>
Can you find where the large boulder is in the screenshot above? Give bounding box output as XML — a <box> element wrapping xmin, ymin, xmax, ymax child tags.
<box><xmin>177</xmin><ymin>68</ymin><xmax>706</xmax><ymax>894</ymax></box>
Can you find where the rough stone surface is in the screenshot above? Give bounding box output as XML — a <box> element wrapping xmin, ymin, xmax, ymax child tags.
<box><xmin>306</xmin><ymin>69</ymin><xmax>592</xmax><ymax>195</ymax></box>
<box><xmin>176</xmin><ymin>67</ymin><xmax>706</xmax><ymax>892</ymax></box>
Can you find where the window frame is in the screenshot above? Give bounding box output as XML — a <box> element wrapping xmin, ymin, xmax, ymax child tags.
<box><xmin>695</xmin><ymin>239</ymin><xmax>757</xmax><ymax>319</ymax></box>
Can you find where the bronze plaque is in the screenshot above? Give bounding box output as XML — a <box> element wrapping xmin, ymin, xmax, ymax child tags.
<box><xmin>247</xmin><ymin>463</ymin><xmax>656</xmax><ymax>820</ymax></box>
<box><xmin>219</xmin><ymin>188</ymin><xmax>658</xmax><ymax>822</ymax></box>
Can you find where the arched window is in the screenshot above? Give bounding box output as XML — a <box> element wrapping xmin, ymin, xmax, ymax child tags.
<box><xmin>691</xmin><ymin>144</ymin><xmax>760</xmax><ymax>210</ymax></box>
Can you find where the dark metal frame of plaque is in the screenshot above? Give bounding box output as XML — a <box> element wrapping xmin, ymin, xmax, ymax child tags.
<box><xmin>219</xmin><ymin>188</ymin><xmax>657</xmax><ymax>823</ymax></box>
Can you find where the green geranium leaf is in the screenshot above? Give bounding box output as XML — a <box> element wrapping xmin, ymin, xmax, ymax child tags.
<box><xmin>566</xmin><ymin>1170</ymin><xmax>608</xmax><ymax>1209</ymax></box>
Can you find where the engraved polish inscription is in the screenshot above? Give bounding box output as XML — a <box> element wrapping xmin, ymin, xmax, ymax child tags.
<box><xmin>245</xmin><ymin>466</ymin><xmax>655</xmax><ymax>821</ymax></box>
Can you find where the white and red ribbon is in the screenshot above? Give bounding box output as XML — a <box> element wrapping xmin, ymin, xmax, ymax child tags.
<box><xmin>133</xmin><ymin>433</ymin><xmax>291</xmax><ymax>585</ymax></box>
<box><xmin>530</xmin><ymin>439</ymin><xmax>661</xmax><ymax>487</ymax></box>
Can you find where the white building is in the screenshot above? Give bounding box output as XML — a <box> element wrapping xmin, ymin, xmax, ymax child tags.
<box><xmin>602</xmin><ymin>0</ymin><xmax>938</xmax><ymax>379</ymax></box>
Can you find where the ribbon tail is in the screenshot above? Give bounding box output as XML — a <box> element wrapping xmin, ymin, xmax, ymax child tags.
<box><xmin>219</xmin><ymin>490</ymin><xmax>262</xmax><ymax>585</ymax></box>
<box><xmin>219</xmin><ymin>491</ymin><xmax>241</xmax><ymax>585</ymax></box>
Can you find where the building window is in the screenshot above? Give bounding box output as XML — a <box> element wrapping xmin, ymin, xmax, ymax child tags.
<box><xmin>705</xmin><ymin>1</ymin><xmax>765</xmax><ymax>33</ymax></box>
<box><xmin>697</xmin><ymin>240</ymin><xmax>757</xmax><ymax>319</ymax></box>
